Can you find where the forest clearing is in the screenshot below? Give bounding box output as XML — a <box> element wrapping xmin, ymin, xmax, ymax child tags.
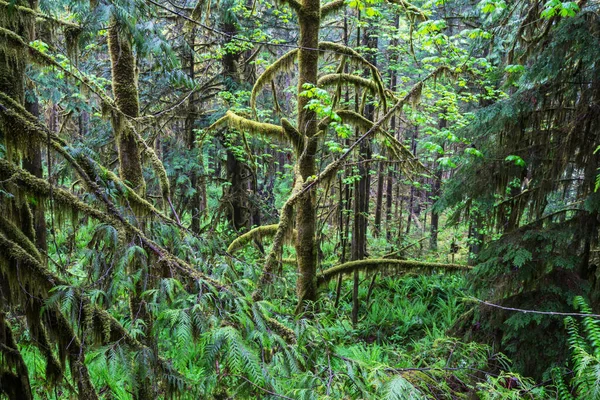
<box><xmin>1</xmin><ymin>0</ymin><xmax>599</xmax><ymax>398</ymax></box>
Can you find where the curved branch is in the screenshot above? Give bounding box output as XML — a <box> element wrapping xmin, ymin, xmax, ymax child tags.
<box><xmin>209</xmin><ymin>111</ymin><xmax>302</xmax><ymax>151</ymax></box>
<box><xmin>250</xmin><ymin>49</ymin><xmax>299</xmax><ymax>111</ymax></box>
<box><xmin>318</xmin><ymin>42</ymin><xmax>387</xmax><ymax>110</ymax></box>
<box><xmin>318</xmin><ymin>259</ymin><xmax>470</xmax><ymax>286</ymax></box>
<box><xmin>321</xmin><ymin>0</ymin><xmax>345</xmax><ymax>19</ymax></box>
<box><xmin>227</xmin><ymin>224</ymin><xmax>297</xmax><ymax>254</ymax></box>
<box><xmin>386</xmin><ymin>0</ymin><xmax>428</xmax><ymax>21</ymax></box>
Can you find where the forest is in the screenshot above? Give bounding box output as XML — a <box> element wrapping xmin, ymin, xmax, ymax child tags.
<box><xmin>0</xmin><ymin>0</ymin><xmax>599</xmax><ymax>398</ymax></box>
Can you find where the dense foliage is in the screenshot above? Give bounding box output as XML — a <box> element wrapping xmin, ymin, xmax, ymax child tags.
<box><xmin>0</xmin><ymin>0</ymin><xmax>599</xmax><ymax>398</ymax></box>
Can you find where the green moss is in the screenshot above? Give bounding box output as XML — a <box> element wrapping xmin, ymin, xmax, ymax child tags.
<box><xmin>317</xmin><ymin>258</ymin><xmax>470</xmax><ymax>286</ymax></box>
<box><xmin>250</xmin><ymin>49</ymin><xmax>298</xmax><ymax>111</ymax></box>
<box><xmin>108</xmin><ymin>18</ymin><xmax>146</xmax><ymax>195</ymax></box>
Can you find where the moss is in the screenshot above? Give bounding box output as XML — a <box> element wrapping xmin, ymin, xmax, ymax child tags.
<box><xmin>209</xmin><ymin>111</ymin><xmax>301</xmax><ymax>147</ymax></box>
<box><xmin>0</xmin><ymin>0</ymin><xmax>79</xmax><ymax>29</ymax></box>
<box><xmin>227</xmin><ymin>223</ymin><xmax>298</xmax><ymax>253</ymax></box>
<box><xmin>386</xmin><ymin>0</ymin><xmax>428</xmax><ymax>22</ymax></box>
<box><xmin>250</xmin><ymin>49</ymin><xmax>298</xmax><ymax>111</ymax></box>
<box><xmin>318</xmin><ymin>73</ymin><xmax>379</xmax><ymax>95</ymax></box>
<box><xmin>318</xmin><ymin>41</ymin><xmax>387</xmax><ymax>110</ymax></box>
<box><xmin>266</xmin><ymin>317</ymin><xmax>296</xmax><ymax>344</ymax></box>
<box><xmin>317</xmin><ymin>258</ymin><xmax>471</xmax><ymax>286</ymax></box>
<box><xmin>0</xmin><ymin>214</ymin><xmax>41</xmax><ymax>262</ymax></box>
<box><xmin>108</xmin><ymin>18</ymin><xmax>146</xmax><ymax>195</ymax></box>
<box><xmin>320</xmin><ymin>0</ymin><xmax>345</xmax><ymax>19</ymax></box>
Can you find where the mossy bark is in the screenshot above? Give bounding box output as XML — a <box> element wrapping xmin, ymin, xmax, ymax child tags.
<box><xmin>222</xmin><ymin>21</ymin><xmax>255</xmax><ymax>232</ymax></box>
<box><xmin>108</xmin><ymin>18</ymin><xmax>145</xmax><ymax>195</ymax></box>
<box><xmin>294</xmin><ymin>0</ymin><xmax>321</xmax><ymax>313</ymax></box>
<box><xmin>108</xmin><ymin>18</ymin><xmax>156</xmax><ymax>399</ymax></box>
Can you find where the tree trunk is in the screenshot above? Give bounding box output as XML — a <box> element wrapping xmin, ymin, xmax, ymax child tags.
<box><xmin>108</xmin><ymin>18</ymin><xmax>145</xmax><ymax>194</ymax></box>
<box><xmin>222</xmin><ymin>22</ymin><xmax>254</xmax><ymax>232</ymax></box>
<box><xmin>294</xmin><ymin>0</ymin><xmax>321</xmax><ymax>313</ymax></box>
<box><xmin>351</xmin><ymin>24</ymin><xmax>376</xmax><ymax>325</ymax></box>
<box><xmin>429</xmin><ymin>115</ymin><xmax>446</xmax><ymax>251</ymax></box>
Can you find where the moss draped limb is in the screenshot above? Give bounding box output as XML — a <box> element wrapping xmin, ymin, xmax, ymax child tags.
<box><xmin>227</xmin><ymin>224</ymin><xmax>298</xmax><ymax>254</ymax></box>
<box><xmin>386</xmin><ymin>0</ymin><xmax>428</xmax><ymax>21</ymax></box>
<box><xmin>317</xmin><ymin>259</ymin><xmax>470</xmax><ymax>286</ymax></box>
<box><xmin>0</xmin><ymin>0</ymin><xmax>80</xmax><ymax>28</ymax></box>
<box><xmin>318</xmin><ymin>42</ymin><xmax>388</xmax><ymax>110</ymax></box>
<box><xmin>320</xmin><ymin>0</ymin><xmax>345</xmax><ymax>19</ymax></box>
<box><xmin>209</xmin><ymin>111</ymin><xmax>302</xmax><ymax>150</ymax></box>
<box><xmin>0</xmin><ymin>26</ymin><xmax>171</xmax><ymax>199</ymax></box>
<box><xmin>250</xmin><ymin>49</ymin><xmax>298</xmax><ymax>111</ymax></box>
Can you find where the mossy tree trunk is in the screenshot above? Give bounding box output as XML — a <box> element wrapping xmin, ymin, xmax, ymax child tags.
<box><xmin>108</xmin><ymin>18</ymin><xmax>145</xmax><ymax>195</ymax></box>
<box><xmin>294</xmin><ymin>0</ymin><xmax>321</xmax><ymax>313</ymax></box>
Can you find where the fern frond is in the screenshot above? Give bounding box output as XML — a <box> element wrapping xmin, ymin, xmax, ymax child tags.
<box><xmin>385</xmin><ymin>375</ymin><xmax>425</xmax><ymax>400</ymax></box>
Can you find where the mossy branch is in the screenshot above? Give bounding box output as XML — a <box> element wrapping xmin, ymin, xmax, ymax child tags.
<box><xmin>280</xmin><ymin>0</ymin><xmax>302</xmax><ymax>13</ymax></box>
<box><xmin>318</xmin><ymin>73</ymin><xmax>380</xmax><ymax>96</ymax></box>
<box><xmin>0</xmin><ymin>92</ymin><xmax>177</xmax><ymax>228</ymax></box>
<box><xmin>250</xmin><ymin>49</ymin><xmax>298</xmax><ymax>111</ymax></box>
<box><xmin>335</xmin><ymin>109</ymin><xmax>425</xmax><ymax>173</ymax></box>
<box><xmin>0</xmin><ymin>27</ymin><xmax>171</xmax><ymax>199</ymax></box>
<box><xmin>318</xmin><ymin>41</ymin><xmax>388</xmax><ymax>110</ymax></box>
<box><xmin>275</xmin><ymin>69</ymin><xmax>444</xmax><ymax>208</ymax></box>
<box><xmin>227</xmin><ymin>224</ymin><xmax>297</xmax><ymax>254</ymax></box>
<box><xmin>321</xmin><ymin>0</ymin><xmax>345</xmax><ymax>19</ymax></box>
<box><xmin>317</xmin><ymin>259</ymin><xmax>470</xmax><ymax>286</ymax></box>
<box><xmin>209</xmin><ymin>111</ymin><xmax>302</xmax><ymax>150</ymax></box>
<box><xmin>0</xmin><ymin>0</ymin><xmax>80</xmax><ymax>28</ymax></box>
<box><xmin>386</xmin><ymin>0</ymin><xmax>428</xmax><ymax>21</ymax></box>
<box><xmin>253</xmin><ymin>170</ymin><xmax>303</xmax><ymax>300</ymax></box>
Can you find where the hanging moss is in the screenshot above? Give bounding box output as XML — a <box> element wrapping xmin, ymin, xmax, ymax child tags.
<box><xmin>320</xmin><ymin>0</ymin><xmax>345</xmax><ymax>19</ymax></box>
<box><xmin>317</xmin><ymin>259</ymin><xmax>470</xmax><ymax>287</ymax></box>
<box><xmin>0</xmin><ymin>215</ymin><xmax>41</xmax><ymax>262</ymax></box>
<box><xmin>209</xmin><ymin>111</ymin><xmax>301</xmax><ymax>147</ymax></box>
<box><xmin>318</xmin><ymin>41</ymin><xmax>388</xmax><ymax>110</ymax></box>
<box><xmin>108</xmin><ymin>17</ymin><xmax>146</xmax><ymax>195</ymax></box>
<box><xmin>250</xmin><ymin>49</ymin><xmax>298</xmax><ymax>110</ymax></box>
<box><xmin>386</xmin><ymin>0</ymin><xmax>429</xmax><ymax>22</ymax></box>
<box><xmin>266</xmin><ymin>317</ymin><xmax>296</xmax><ymax>345</ymax></box>
<box><xmin>318</xmin><ymin>73</ymin><xmax>379</xmax><ymax>96</ymax></box>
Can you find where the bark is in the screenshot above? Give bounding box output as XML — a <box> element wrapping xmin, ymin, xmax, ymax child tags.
<box><xmin>108</xmin><ymin>18</ymin><xmax>145</xmax><ymax>194</ymax></box>
<box><xmin>221</xmin><ymin>20</ymin><xmax>257</xmax><ymax>232</ymax></box>
<box><xmin>185</xmin><ymin>28</ymin><xmax>204</xmax><ymax>233</ymax></box>
<box><xmin>294</xmin><ymin>0</ymin><xmax>321</xmax><ymax>314</ymax></box>
<box><xmin>351</xmin><ymin>23</ymin><xmax>376</xmax><ymax>325</ymax></box>
<box><xmin>373</xmin><ymin>157</ymin><xmax>385</xmax><ymax>237</ymax></box>
<box><xmin>429</xmin><ymin>115</ymin><xmax>445</xmax><ymax>251</ymax></box>
<box><xmin>108</xmin><ymin>17</ymin><xmax>155</xmax><ymax>399</ymax></box>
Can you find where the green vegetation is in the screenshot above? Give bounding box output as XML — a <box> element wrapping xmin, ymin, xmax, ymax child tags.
<box><xmin>1</xmin><ymin>0</ymin><xmax>599</xmax><ymax>398</ymax></box>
